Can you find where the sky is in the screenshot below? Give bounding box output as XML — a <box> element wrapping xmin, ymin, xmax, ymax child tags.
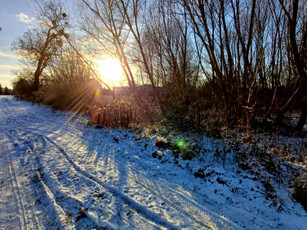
<box><xmin>0</xmin><ymin>0</ymin><xmax>35</xmax><ymax>88</ymax></box>
<box><xmin>0</xmin><ymin>0</ymin><xmax>127</xmax><ymax>89</ymax></box>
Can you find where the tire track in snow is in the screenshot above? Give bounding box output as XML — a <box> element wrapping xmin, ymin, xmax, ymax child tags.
<box><xmin>132</xmin><ymin>159</ymin><xmax>238</xmax><ymax>229</ymax></box>
<box><xmin>7</xmin><ymin>163</ymin><xmax>28</xmax><ymax>230</ymax></box>
<box><xmin>9</xmin><ymin>127</ymin><xmax>160</xmax><ymax>230</ymax></box>
<box><xmin>4</xmin><ymin>129</ymin><xmax>93</xmax><ymax>229</ymax></box>
<box><xmin>1</xmin><ymin>131</ymin><xmax>42</xmax><ymax>230</ymax></box>
<box><xmin>21</xmin><ymin>105</ymin><xmax>231</xmax><ymax>229</ymax></box>
<box><xmin>1</xmin><ymin>99</ymin><xmax>58</xmax><ymax>230</ymax></box>
<box><xmin>43</xmin><ymin>135</ymin><xmax>180</xmax><ymax>230</ymax></box>
<box><xmin>1</xmin><ymin>97</ymin><xmax>234</xmax><ymax>229</ymax></box>
<box><xmin>34</xmin><ymin>171</ymin><xmax>75</xmax><ymax>230</ymax></box>
<box><xmin>0</xmin><ymin>132</ymin><xmax>23</xmax><ymax>230</ymax></box>
<box><xmin>1</xmin><ymin>99</ymin><xmax>116</xmax><ymax>229</ymax></box>
<box><xmin>33</xmin><ymin>135</ymin><xmax>140</xmax><ymax>230</ymax></box>
<box><xmin>44</xmin><ymin>129</ymin><xmax>235</xmax><ymax>229</ymax></box>
<box><xmin>28</xmin><ymin>136</ymin><xmax>76</xmax><ymax>230</ymax></box>
<box><xmin>27</xmin><ymin>124</ymin><xmax>222</xmax><ymax>229</ymax></box>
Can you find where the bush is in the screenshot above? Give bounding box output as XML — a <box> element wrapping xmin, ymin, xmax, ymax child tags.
<box><xmin>89</xmin><ymin>97</ymin><xmax>150</xmax><ymax>128</ymax></box>
<box><xmin>293</xmin><ymin>173</ymin><xmax>307</xmax><ymax>211</ymax></box>
<box><xmin>13</xmin><ymin>77</ymin><xmax>33</xmax><ymax>98</ymax></box>
<box><xmin>154</xmin><ymin>132</ymin><xmax>203</xmax><ymax>160</ymax></box>
<box><xmin>42</xmin><ymin>79</ymin><xmax>98</xmax><ymax>112</ymax></box>
<box><xmin>170</xmin><ymin>135</ymin><xmax>202</xmax><ymax>160</ymax></box>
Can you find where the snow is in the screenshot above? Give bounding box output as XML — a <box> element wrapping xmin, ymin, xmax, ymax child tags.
<box><xmin>0</xmin><ymin>95</ymin><xmax>306</xmax><ymax>230</ymax></box>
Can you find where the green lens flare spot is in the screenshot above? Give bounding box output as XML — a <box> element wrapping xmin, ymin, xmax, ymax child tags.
<box><xmin>177</xmin><ymin>140</ymin><xmax>184</xmax><ymax>148</ymax></box>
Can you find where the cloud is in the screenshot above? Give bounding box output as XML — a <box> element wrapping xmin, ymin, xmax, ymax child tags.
<box><xmin>0</xmin><ymin>73</ymin><xmax>14</xmax><ymax>80</ymax></box>
<box><xmin>0</xmin><ymin>64</ymin><xmax>21</xmax><ymax>70</ymax></box>
<box><xmin>16</xmin><ymin>13</ymin><xmax>35</xmax><ymax>24</ymax></box>
<box><xmin>0</xmin><ymin>74</ymin><xmax>15</xmax><ymax>88</ymax></box>
<box><xmin>0</xmin><ymin>50</ymin><xmax>20</xmax><ymax>59</ymax></box>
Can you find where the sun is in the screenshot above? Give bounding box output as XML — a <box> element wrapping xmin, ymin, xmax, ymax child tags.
<box><xmin>97</xmin><ymin>59</ymin><xmax>124</xmax><ymax>86</ymax></box>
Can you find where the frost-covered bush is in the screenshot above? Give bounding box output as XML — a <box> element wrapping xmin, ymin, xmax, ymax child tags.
<box><xmin>171</xmin><ymin>136</ymin><xmax>202</xmax><ymax>160</ymax></box>
<box><xmin>154</xmin><ymin>133</ymin><xmax>203</xmax><ymax>160</ymax></box>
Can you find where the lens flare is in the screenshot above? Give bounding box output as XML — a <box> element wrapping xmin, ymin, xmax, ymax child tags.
<box><xmin>177</xmin><ymin>140</ymin><xmax>184</xmax><ymax>148</ymax></box>
<box><xmin>94</xmin><ymin>88</ymin><xmax>101</xmax><ymax>99</ymax></box>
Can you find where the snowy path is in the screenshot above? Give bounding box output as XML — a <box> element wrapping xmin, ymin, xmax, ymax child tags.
<box><xmin>0</xmin><ymin>96</ymin><xmax>306</xmax><ymax>230</ymax></box>
<box><xmin>0</xmin><ymin>96</ymin><xmax>236</xmax><ymax>229</ymax></box>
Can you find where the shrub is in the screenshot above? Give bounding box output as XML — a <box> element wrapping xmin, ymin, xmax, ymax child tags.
<box><xmin>293</xmin><ymin>173</ymin><xmax>307</xmax><ymax>211</ymax></box>
<box><xmin>43</xmin><ymin>79</ymin><xmax>98</xmax><ymax>112</ymax></box>
<box><xmin>13</xmin><ymin>77</ymin><xmax>33</xmax><ymax>98</ymax></box>
<box><xmin>171</xmin><ymin>136</ymin><xmax>202</xmax><ymax>160</ymax></box>
<box><xmin>154</xmin><ymin>132</ymin><xmax>203</xmax><ymax>160</ymax></box>
<box><xmin>89</xmin><ymin>97</ymin><xmax>150</xmax><ymax>128</ymax></box>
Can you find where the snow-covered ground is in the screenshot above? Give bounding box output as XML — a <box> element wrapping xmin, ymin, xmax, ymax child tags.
<box><xmin>0</xmin><ymin>95</ymin><xmax>306</xmax><ymax>230</ymax></box>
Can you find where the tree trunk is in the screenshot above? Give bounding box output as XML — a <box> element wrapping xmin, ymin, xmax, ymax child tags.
<box><xmin>296</xmin><ymin>98</ymin><xmax>307</xmax><ymax>132</ymax></box>
<box><xmin>275</xmin><ymin>83</ymin><xmax>300</xmax><ymax>126</ymax></box>
<box><xmin>32</xmin><ymin>56</ymin><xmax>44</xmax><ymax>91</ymax></box>
<box><xmin>32</xmin><ymin>70</ymin><xmax>41</xmax><ymax>91</ymax></box>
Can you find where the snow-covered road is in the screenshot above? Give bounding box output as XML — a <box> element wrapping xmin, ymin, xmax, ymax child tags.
<box><xmin>0</xmin><ymin>96</ymin><xmax>306</xmax><ymax>230</ymax></box>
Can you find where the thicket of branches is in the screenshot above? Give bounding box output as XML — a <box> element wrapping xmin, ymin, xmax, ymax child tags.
<box><xmin>12</xmin><ymin>0</ymin><xmax>306</xmax><ymax>133</ymax></box>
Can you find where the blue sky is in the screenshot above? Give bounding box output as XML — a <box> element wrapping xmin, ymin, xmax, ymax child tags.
<box><xmin>0</xmin><ymin>0</ymin><xmax>34</xmax><ymax>88</ymax></box>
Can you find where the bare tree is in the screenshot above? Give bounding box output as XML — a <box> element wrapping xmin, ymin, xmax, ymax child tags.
<box><xmin>45</xmin><ymin>47</ymin><xmax>102</xmax><ymax>110</ymax></box>
<box><xmin>79</xmin><ymin>0</ymin><xmax>136</xmax><ymax>87</ymax></box>
<box><xmin>274</xmin><ymin>0</ymin><xmax>307</xmax><ymax>131</ymax></box>
<box><xmin>180</xmin><ymin>1</ymin><xmax>262</xmax><ymax>126</ymax></box>
<box><xmin>76</xmin><ymin>0</ymin><xmax>305</xmax><ymax>131</ymax></box>
<box><xmin>12</xmin><ymin>0</ymin><xmax>69</xmax><ymax>91</ymax></box>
